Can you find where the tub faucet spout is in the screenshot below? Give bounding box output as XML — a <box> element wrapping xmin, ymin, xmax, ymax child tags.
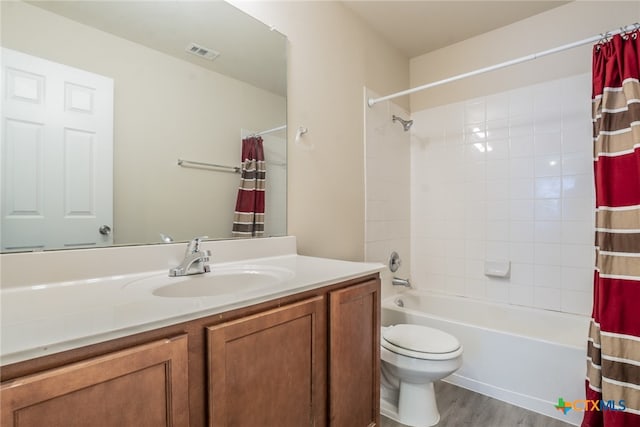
<box><xmin>392</xmin><ymin>277</ymin><xmax>411</xmax><ymax>288</ymax></box>
<box><xmin>169</xmin><ymin>236</ymin><xmax>211</xmax><ymax>277</ymax></box>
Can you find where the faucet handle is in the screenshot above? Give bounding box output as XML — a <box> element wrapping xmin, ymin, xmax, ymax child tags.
<box><xmin>187</xmin><ymin>236</ymin><xmax>209</xmax><ymax>253</ymax></box>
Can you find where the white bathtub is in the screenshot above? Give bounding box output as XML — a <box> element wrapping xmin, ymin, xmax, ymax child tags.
<box><xmin>382</xmin><ymin>291</ymin><xmax>591</xmax><ymax>426</ymax></box>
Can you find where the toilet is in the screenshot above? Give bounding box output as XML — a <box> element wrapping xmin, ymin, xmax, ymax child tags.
<box><xmin>380</xmin><ymin>324</ymin><xmax>463</xmax><ymax>427</ymax></box>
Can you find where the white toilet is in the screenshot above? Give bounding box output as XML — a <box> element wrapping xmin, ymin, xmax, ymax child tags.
<box><xmin>380</xmin><ymin>324</ymin><xmax>463</xmax><ymax>427</ymax></box>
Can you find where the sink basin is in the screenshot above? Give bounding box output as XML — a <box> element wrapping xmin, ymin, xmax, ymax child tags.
<box><xmin>125</xmin><ymin>265</ymin><xmax>294</xmax><ymax>298</ymax></box>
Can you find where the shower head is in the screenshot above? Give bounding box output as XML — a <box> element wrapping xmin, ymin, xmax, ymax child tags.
<box><xmin>392</xmin><ymin>115</ymin><xmax>413</xmax><ymax>131</ymax></box>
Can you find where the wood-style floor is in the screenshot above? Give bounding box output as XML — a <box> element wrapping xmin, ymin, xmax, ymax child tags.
<box><xmin>380</xmin><ymin>381</ymin><xmax>574</xmax><ymax>427</ymax></box>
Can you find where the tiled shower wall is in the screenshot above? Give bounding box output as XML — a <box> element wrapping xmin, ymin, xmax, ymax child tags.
<box><xmin>365</xmin><ymin>88</ymin><xmax>411</xmax><ymax>297</ymax></box>
<box><xmin>410</xmin><ymin>73</ymin><xmax>594</xmax><ymax>315</ymax></box>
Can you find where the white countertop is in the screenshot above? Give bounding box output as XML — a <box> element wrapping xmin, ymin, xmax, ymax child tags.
<box><xmin>1</xmin><ymin>240</ymin><xmax>383</xmax><ymax>366</ymax></box>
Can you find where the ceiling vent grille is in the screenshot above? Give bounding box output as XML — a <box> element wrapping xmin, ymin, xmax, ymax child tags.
<box><xmin>185</xmin><ymin>43</ymin><xmax>220</xmax><ymax>61</ymax></box>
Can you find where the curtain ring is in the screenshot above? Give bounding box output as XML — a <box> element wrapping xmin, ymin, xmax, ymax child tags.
<box><xmin>621</xmin><ymin>27</ymin><xmax>629</xmax><ymax>40</ymax></box>
<box><xmin>598</xmin><ymin>31</ymin><xmax>611</xmax><ymax>45</ymax></box>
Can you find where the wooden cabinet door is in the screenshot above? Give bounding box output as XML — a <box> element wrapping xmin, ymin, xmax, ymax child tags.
<box><xmin>207</xmin><ymin>296</ymin><xmax>326</xmax><ymax>427</ymax></box>
<box><xmin>329</xmin><ymin>279</ymin><xmax>381</xmax><ymax>427</ymax></box>
<box><xmin>0</xmin><ymin>335</ymin><xmax>189</xmax><ymax>427</ymax></box>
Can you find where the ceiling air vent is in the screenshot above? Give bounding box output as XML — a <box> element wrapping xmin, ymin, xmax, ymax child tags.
<box><xmin>185</xmin><ymin>43</ymin><xmax>220</xmax><ymax>61</ymax></box>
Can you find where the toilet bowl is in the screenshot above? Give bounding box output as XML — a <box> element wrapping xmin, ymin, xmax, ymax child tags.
<box><xmin>380</xmin><ymin>324</ymin><xmax>463</xmax><ymax>427</ymax></box>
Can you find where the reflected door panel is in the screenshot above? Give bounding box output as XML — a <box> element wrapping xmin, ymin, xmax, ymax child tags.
<box><xmin>1</xmin><ymin>48</ymin><xmax>114</xmax><ymax>251</ymax></box>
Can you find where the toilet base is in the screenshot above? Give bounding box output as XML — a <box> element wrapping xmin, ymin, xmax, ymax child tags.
<box><xmin>380</xmin><ymin>381</ymin><xmax>440</xmax><ymax>427</ymax></box>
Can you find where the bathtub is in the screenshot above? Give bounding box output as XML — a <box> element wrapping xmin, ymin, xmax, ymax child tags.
<box><xmin>382</xmin><ymin>291</ymin><xmax>591</xmax><ymax>426</ymax></box>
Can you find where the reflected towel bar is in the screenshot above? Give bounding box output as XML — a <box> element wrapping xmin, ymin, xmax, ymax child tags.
<box><xmin>177</xmin><ymin>159</ymin><xmax>241</xmax><ymax>174</ymax></box>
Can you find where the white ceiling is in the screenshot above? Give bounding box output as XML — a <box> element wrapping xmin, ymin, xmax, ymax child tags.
<box><xmin>27</xmin><ymin>1</ymin><xmax>571</xmax><ymax>94</ymax></box>
<box><xmin>343</xmin><ymin>1</ymin><xmax>571</xmax><ymax>58</ymax></box>
<box><xmin>28</xmin><ymin>1</ymin><xmax>287</xmax><ymax>96</ymax></box>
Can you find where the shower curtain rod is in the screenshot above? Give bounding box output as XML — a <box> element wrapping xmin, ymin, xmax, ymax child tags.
<box><xmin>367</xmin><ymin>23</ymin><xmax>639</xmax><ymax>107</ymax></box>
<box><xmin>254</xmin><ymin>124</ymin><xmax>286</xmax><ymax>136</ymax></box>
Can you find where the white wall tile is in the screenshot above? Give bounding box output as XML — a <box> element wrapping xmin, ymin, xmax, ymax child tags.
<box><xmin>486</xmin><ymin>200</ymin><xmax>509</xmax><ymax>220</ymax></box>
<box><xmin>465</xmin><ymin>278</ymin><xmax>487</xmax><ymax>299</ymax></box>
<box><xmin>535</xmin><ymin>199</ymin><xmax>562</xmax><ymax>220</ymax></box>
<box><xmin>486</xmin><ymin>180</ymin><xmax>510</xmax><ymax>200</ymax></box>
<box><xmin>510</xmin><ymin>199</ymin><xmax>535</xmax><ymax>221</ymax></box>
<box><xmin>534</xmin><ymin>264</ymin><xmax>562</xmax><ymax>289</ymax></box>
<box><xmin>535</xmin><ymin>155</ymin><xmax>562</xmax><ymax>177</ymax></box>
<box><xmin>534</xmin><ymin>131</ymin><xmax>562</xmax><ymax>156</ymax></box>
<box><xmin>509</xmin><ymin>284</ymin><xmax>534</xmax><ymax>307</ymax></box>
<box><xmin>534</xmin><ymin>243</ymin><xmax>562</xmax><ymax>266</ymax></box>
<box><xmin>446</xmin><ymin>275</ymin><xmax>466</xmax><ymax>296</ymax></box>
<box><xmin>510</xmin><ymin>243</ymin><xmax>534</xmax><ymax>264</ymax></box>
<box><xmin>562</xmin><ymin>221</ymin><xmax>593</xmax><ymax>245</ymax></box>
<box><xmin>486</xmin><ymin>240</ymin><xmax>509</xmax><ymax>258</ymax></box>
<box><xmin>487</xmin><ymin>119</ymin><xmax>510</xmax><ymax>140</ymax></box>
<box><xmin>562</xmin><ymin>152</ymin><xmax>592</xmax><ymax>175</ymax></box>
<box><xmin>510</xmin><ymin>135</ymin><xmax>535</xmax><ymax>158</ymax></box>
<box><xmin>444</xmin><ymin>102</ymin><xmax>465</xmax><ymax>135</ymax></box>
<box><xmin>562</xmin><ymin>123</ymin><xmax>591</xmax><ymax>154</ymax></box>
<box><xmin>535</xmin><ymin>177</ymin><xmax>562</xmax><ymax>198</ymax></box>
<box><xmin>510</xmin><ymin>115</ymin><xmax>534</xmax><ymax>137</ymax></box>
<box><xmin>509</xmin><ymin>86</ymin><xmax>534</xmax><ymax>117</ymax></box>
<box><xmin>365</xmin><ymin>92</ymin><xmax>411</xmax><ymax>293</ymax></box>
<box><xmin>486</xmin><ymin>138</ymin><xmax>510</xmax><ymax>160</ymax></box>
<box><xmin>561</xmin><ymin>266</ymin><xmax>593</xmax><ymax>292</ymax></box>
<box><xmin>409</xmin><ymin>75</ymin><xmax>595</xmax><ymax>315</ymax></box>
<box><xmin>534</xmin><ymin>286</ymin><xmax>562</xmax><ymax>311</ymax></box>
<box><xmin>510</xmin><ymin>178</ymin><xmax>535</xmax><ymax>200</ymax></box>
<box><xmin>465</xmin><ymin>219</ymin><xmax>486</xmax><ymax>240</ymax></box>
<box><xmin>510</xmin><ymin>221</ymin><xmax>534</xmax><ymax>242</ymax></box>
<box><xmin>562</xmin><ymin>174</ymin><xmax>594</xmax><ymax>199</ymax></box>
<box><xmin>561</xmin><ymin>244</ymin><xmax>595</xmax><ymax>268</ymax></box>
<box><xmin>563</xmin><ymin>197</ymin><xmax>595</xmax><ymax>221</ymax></box>
<box><xmin>465</xmin><ymin>99</ymin><xmax>486</xmax><ymax>124</ymax></box>
<box><xmin>486</xmin><ymin>159</ymin><xmax>509</xmax><ymax>181</ymax></box>
<box><xmin>487</xmin><ymin>93</ymin><xmax>509</xmax><ymax>121</ymax></box>
<box><xmin>561</xmin><ymin>290</ymin><xmax>592</xmax><ymax>315</ymax></box>
<box><xmin>486</xmin><ymin>279</ymin><xmax>509</xmax><ymax>303</ymax></box>
<box><xmin>486</xmin><ymin>221</ymin><xmax>510</xmax><ymax>242</ymax></box>
<box><xmin>534</xmin><ymin>221</ymin><xmax>562</xmax><ymax>243</ymax></box>
<box><xmin>465</xmin><ymin>259</ymin><xmax>485</xmax><ymax>280</ymax></box>
<box><xmin>465</xmin><ymin>239</ymin><xmax>485</xmax><ymax>260</ymax></box>
<box><xmin>510</xmin><ymin>262</ymin><xmax>534</xmax><ymax>285</ymax></box>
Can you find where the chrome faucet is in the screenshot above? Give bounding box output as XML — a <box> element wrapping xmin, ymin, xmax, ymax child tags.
<box><xmin>392</xmin><ymin>277</ymin><xmax>412</xmax><ymax>288</ymax></box>
<box><xmin>169</xmin><ymin>236</ymin><xmax>211</xmax><ymax>277</ymax></box>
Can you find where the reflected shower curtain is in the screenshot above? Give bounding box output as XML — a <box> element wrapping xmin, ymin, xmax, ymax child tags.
<box><xmin>232</xmin><ymin>136</ymin><xmax>265</xmax><ymax>237</ymax></box>
<box><xmin>583</xmin><ymin>28</ymin><xmax>640</xmax><ymax>427</ymax></box>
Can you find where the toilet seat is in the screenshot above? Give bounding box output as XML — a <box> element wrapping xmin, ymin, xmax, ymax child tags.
<box><xmin>382</xmin><ymin>324</ymin><xmax>462</xmax><ymax>360</ymax></box>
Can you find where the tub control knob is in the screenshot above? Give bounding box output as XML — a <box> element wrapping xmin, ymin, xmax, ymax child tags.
<box><xmin>389</xmin><ymin>251</ymin><xmax>401</xmax><ymax>272</ymax></box>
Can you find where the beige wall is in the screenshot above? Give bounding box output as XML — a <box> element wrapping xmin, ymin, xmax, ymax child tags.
<box><xmin>2</xmin><ymin>1</ymin><xmax>285</xmax><ymax>245</ymax></box>
<box><xmin>230</xmin><ymin>1</ymin><xmax>410</xmax><ymax>261</ymax></box>
<box><xmin>410</xmin><ymin>1</ymin><xmax>640</xmax><ymax>111</ymax></box>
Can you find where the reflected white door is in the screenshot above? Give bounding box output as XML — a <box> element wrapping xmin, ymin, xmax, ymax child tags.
<box><xmin>1</xmin><ymin>48</ymin><xmax>114</xmax><ymax>251</ymax></box>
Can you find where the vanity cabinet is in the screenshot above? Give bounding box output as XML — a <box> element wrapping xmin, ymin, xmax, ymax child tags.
<box><xmin>0</xmin><ymin>274</ymin><xmax>380</xmax><ymax>427</ymax></box>
<box><xmin>0</xmin><ymin>335</ymin><xmax>189</xmax><ymax>427</ymax></box>
<box><xmin>207</xmin><ymin>296</ymin><xmax>326</xmax><ymax>427</ymax></box>
<box><xmin>329</xmin><ymin>280</ymin><xmax>380</xmax><ymax>427</ymax></box>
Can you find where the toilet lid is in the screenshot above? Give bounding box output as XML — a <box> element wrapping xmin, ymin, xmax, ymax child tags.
<box><xmin>382</xmin><ymin>324</ymin><xmax>460</xmax><ymax>354</ymax></box>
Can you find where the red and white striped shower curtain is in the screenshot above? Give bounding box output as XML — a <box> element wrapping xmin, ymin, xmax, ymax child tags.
<box><xmin>232</xmin><ymin>136</ymin><xmax>265</xmax><ymax>237</ymax></box>
<box><xmin>583</xmin><ymin>28</ymin><xmax>640</xmax><ymax>427</ymax></box>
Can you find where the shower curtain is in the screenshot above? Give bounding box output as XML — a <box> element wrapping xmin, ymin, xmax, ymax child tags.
<box><xmin>583</xmin><ymin>28</ymin><xmax>640</xmax><ymax>427</ymax></box>
<box><xmin>232</xmin><ymin>136</ymin><xmax>265</xmax><ymax>237</ymax></box>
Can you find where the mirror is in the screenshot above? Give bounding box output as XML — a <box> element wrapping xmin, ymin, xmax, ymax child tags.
<box><xmin>1</xmin><ymin>1</ymin><xmax>287</xmax><ymax>252</ymax></box>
